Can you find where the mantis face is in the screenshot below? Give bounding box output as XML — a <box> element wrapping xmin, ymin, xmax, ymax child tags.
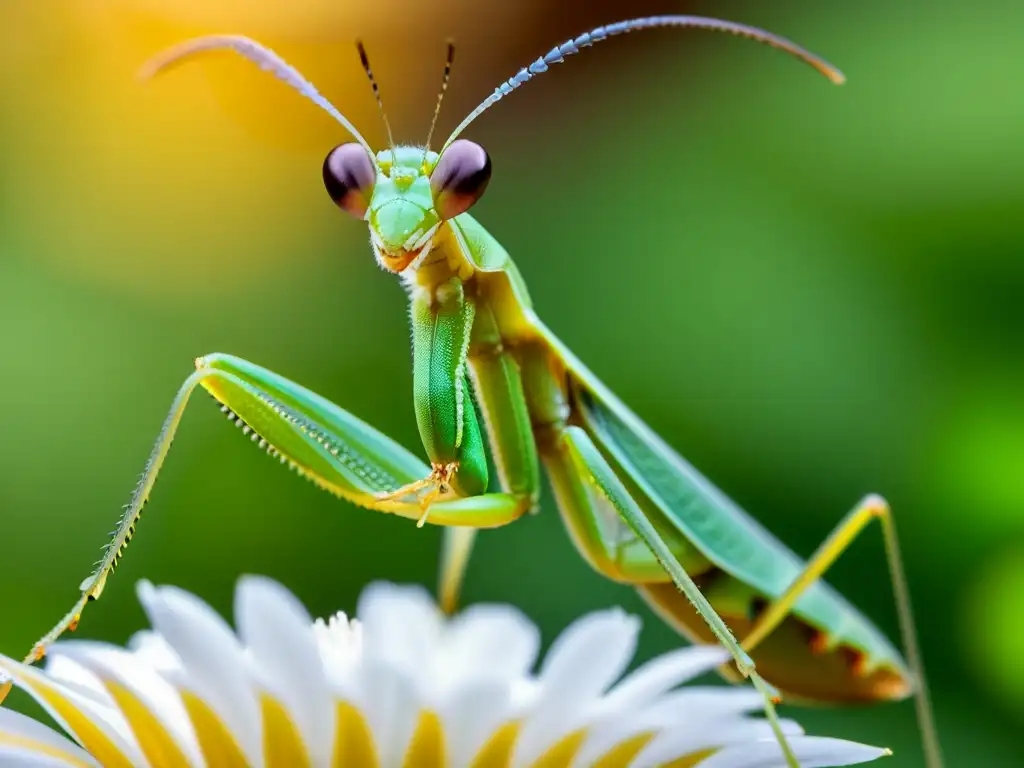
<box><xmin>322</xmin><ymin>140</ymin><xmax>491</xmax><ymax>274</ymax></box>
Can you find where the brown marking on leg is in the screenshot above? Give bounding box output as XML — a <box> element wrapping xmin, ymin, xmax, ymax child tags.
<box><xmin>841</xmin><ymin>645</ymin><xmax>869</xmax><ymax>677</ymax></box>
<box><xmin>809</xmin><ymin>629</ymin><xmax>831</xmax><ymax>655</ymax></box>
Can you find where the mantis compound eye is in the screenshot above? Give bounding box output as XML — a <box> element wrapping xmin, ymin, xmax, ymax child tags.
<box><xmin>430</xmin><ymin>139</ymin><xmax>491</xmax><ymax>220</ymax></box>
<box><xmin>323</xmin><ymin>143</ymin><xmax>376</xmax><ymax>218</ymax></box>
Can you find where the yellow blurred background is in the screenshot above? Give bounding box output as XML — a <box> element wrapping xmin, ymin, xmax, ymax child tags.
<box><xmin>1</xmin><ymin>0</ymin><xmax>1022</xmax><ymax>764</ymax></box>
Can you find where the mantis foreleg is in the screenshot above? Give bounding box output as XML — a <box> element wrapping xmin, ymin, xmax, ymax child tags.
<box><xmin>26</xmin><ymin>354</ymin><xmax>532</xmax><ymax>662</ymax></box>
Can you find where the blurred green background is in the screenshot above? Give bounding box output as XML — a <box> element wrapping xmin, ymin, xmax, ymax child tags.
<box><xmin>1</xmin><ymin>0</ymin><xmax>1021</xmax><ymax>764</ymax></box>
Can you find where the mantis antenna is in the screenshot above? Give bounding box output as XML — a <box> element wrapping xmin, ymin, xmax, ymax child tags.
<box><xmin>440</xmin><ymin>15</ymin><xmax>845</xmax><ymax>154</ymax></box>
<box><xmin>139</xmin><ymin>34</ymin><xmax>378</xmax><ymax>163</ymax></box>
<box><xmin>355</xmin><ymin>40</ymin><xmax>397</xmax><ymax>163</ymax></box>
<box><xmin>423</xmin><ymin>41</ymin><xmax>456</xmax><ymax>167</ymax></box>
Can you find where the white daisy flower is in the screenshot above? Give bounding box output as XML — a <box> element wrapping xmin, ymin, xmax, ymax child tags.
<box><xmin>0</xmin><ymin>577</ymin><xmax>890</xmax><ymax>767</ymax></box>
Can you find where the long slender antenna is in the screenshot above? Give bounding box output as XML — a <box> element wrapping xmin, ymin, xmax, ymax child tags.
<box><xmin>356</xmin><ymin>40</ymin><xmax>396</xmax><ymax>163</ymax></box>
<box><xmin>139</xmin><ymin>35</ymin><xmax>377</xmax><ymax>162</ymax></box>
<box><xmin>441</xmin><ymin>15</ymin><xmax>845</xmax><ymax>153</ymax></box>
<box><xmin>423</xmin><ymin>41</ymin><xmax>456</xmax><ymax>165</ymax></box>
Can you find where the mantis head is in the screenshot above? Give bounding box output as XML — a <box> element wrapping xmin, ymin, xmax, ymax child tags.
<box><xmin>320</xmin><ymin>40</ymin><xmax>489</xmax><ymax>274</ymax></box>
<box><xmin>322</xmin><ymin>140</ymin><xmax>491</xmax><ymax>274</ymax></box>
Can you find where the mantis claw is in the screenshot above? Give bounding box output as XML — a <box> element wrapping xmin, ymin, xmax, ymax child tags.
<box><xmin>376</xmin><ymin>462</ymin><xmax>459</xmax><ymax>511</ymax></box>
<box><xmin>374</xmin><ymin>477</ymin><xmax>433</xmax><ymax>504</ymax></box>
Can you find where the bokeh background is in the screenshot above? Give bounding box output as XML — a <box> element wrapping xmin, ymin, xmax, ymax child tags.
<box><xmin>1</xmin><ymin>0</ymin><xmax>1021</xmax><ymax>764</ymax></box>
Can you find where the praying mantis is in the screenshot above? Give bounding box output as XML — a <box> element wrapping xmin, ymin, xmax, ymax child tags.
<box><xmin>4</xmin><ymin>15</ymin><xmax>944</xmax><ymax>768</ymax></box>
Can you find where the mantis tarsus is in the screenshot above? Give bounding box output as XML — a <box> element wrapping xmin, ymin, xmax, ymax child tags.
<box><xmin>6</xmin><ymin>16</ymin><xmax>944</xmax><ymax>768</ymax></box>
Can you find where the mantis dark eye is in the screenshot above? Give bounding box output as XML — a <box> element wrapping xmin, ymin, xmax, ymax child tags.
<box><xmin>323</xmin><ymin>143</ymin><xmax>375</xmax><ymax>218</ymax></box>
<box><xmin>430</xmin><ymin>139</ymin><xmax>491</xmax><ymax>220</ymax></box>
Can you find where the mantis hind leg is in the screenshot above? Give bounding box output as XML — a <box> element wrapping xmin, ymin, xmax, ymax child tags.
<box><xmin>541</xmin><ymin>424</ymin><xmax>802</xmax><ymax>768</ymax></box>
<box><xmin>22</xmin><ymin>354</ymin><xmax>531</xmax><ymax>665</ymax></box>
<box><xmin>738</xmin><ymin>495</ymin><xmax>944</xmax><ymax>768</ymax></box>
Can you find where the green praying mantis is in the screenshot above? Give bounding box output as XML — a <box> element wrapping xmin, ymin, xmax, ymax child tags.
<box><xmin>3</xmin><ymin>15</ymin><xmax>945</xmax><ymax>768</ymax></box>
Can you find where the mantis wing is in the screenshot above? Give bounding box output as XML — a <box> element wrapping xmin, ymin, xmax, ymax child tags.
<box><xmin>528</xmin><ymin>316</ymin><xmax>911</xmax><ymax>702</ymax></box>
<box><xmin>451</xmin><ymin>225</ymin><xmax>908</xmax><ymax>700</ymax></box>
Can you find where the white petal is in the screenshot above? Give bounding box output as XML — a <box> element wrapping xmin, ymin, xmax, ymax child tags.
<box><xmin>356</xmin><ymin>583</ymin><xmax>443</xmax><ymax>676</ymax></box>
<box><xmin>577</xmin><ymin>647</ymin><xmax>734</xmax><ymax>764</ymax></box>
<box><xmin>50</xmin><ymin>641</ymin><xmax>203</xmax><ymax>768</ymax></box>
<box><xmin>437</xmin><ymin>678</ymin><xmax>514</xmax><ymax>768</ymax></box>
<box><xmin>235</xmin><ymin>576</ymin><xmax>334</xmax><ymax>767</ymax></box>
<box><xmin>0</xmin><ymin>706</ymin><xmax>98</xmax><ymax>766</ymax></box>
<box><xmin>137</xmin><ymin>580</ymin><xmax>263</xmax><ymax>767</ymax></box>
<box><xmin>43</xmin><ymin>657</ymin><xmax>111</xmax><ymax>703</ymax></box>
<box><xmin>632</xmin><ymin>719</ymin><xmax>804</xmax><ymax>767</ymax></box>
<box><xmin>573</xmin><ymin>713</ymin><xmax>655</xmax><ymax>768</ymax></box>
<box><xmin>312</xmin><ymin>615</ymin><xmax>363</xmax><ymax>699</ymax></box>
<box><xmin>595</xmin><ymin>645</ymin><xmax>729</xmax><ymax>716</ymax></box>
<box><xmin>352</xmin><ymin>658</ymin><xmax>420</xmax><ymax>768</ymax></box>
<box><xmin>438</xmin><ymin>603</ymin><xmax>540</xmax><ymax>690</ymax></box>
<box><xmin>536</xmin><ymin>608</ymin><xmax>640</xmax><ymax>695</ymax></box>
<box><xmin>577</xmin><ymin>686</ymin><xmax>769</xmax><ymax>768</ymax></box>
<box><xmin>694</xmin><ymin>736</ymin><xmax>890</xmax><ymax>768</ymax></box>
<box><xmin>0</xmin><ymin>654</ymin><xmax>144</xmax><ymax>766</ymax></box>
<box><xmin>126</xmin><ymin>632</ymin><xmax>182</xmax><ymax>675</ymax></box>
<box><xmin>641</xmin><ymin>688</ymin><xmax>767</xmax><ymax>727</ymax></box>
<box><xmin>513</xmin><ymin>609</ymin><xmax>640</xmax><ymax>768</ymax></box>
<box><xmin>0</xmin><ymin>750</ymin><xmax>83</xmax><ymax>767</ymax></box>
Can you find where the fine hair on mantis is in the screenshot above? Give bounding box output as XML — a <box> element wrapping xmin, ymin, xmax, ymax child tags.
<box><xmin>5</xmin><ymin>16</ymin><xmax>944</xmax><ymax>768</ymax></box>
